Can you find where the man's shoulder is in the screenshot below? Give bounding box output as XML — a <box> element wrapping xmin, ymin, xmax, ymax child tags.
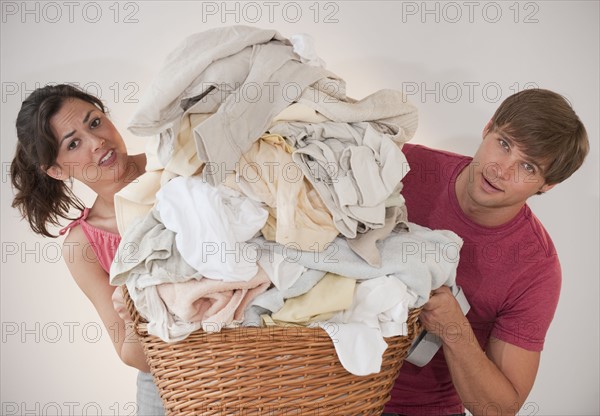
<box><xmin>402</xmin><ymin>143</ymin><xmax>471</xmax><ymax>185</ymax></box>
<box><xmin>403</xmin><ymin>143</ymin><xmax>470</xmax><ymax>163</ymax></box>
<box><xmin>521</xmin><ymin>206</ymin><xmax>558</xmax><ymax>259</ymax></box>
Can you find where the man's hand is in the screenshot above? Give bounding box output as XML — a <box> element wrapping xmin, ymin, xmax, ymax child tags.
<box><xmin>418</xmin><ymin>286</ymin><xmax>540</xmax><ymax>415</ymax></box>
<box><xmin>419</xmin><ymin>286</ymin><xmax>469</xmax><ymax>344</ymax></box>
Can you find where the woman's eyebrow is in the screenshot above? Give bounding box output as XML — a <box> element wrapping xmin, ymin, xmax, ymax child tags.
<box><xmin>59</xmin><ymin>110</ymin><xmax>93</xmax><ymax>145</ymax></box>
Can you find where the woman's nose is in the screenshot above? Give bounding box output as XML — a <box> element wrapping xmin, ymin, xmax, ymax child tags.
<box><xmin>91</xmin><ymin>136</ymin><xmax>106</xmax><ymax>152</ymax></box>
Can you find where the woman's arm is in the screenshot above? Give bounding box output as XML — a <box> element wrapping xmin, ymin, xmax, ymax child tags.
<box><xmin>62</xmin><ymin>225</ymin><xmax>150</xmax><ymax>372</ymax></box>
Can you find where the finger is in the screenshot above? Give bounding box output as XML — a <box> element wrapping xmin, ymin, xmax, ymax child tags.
<box><xmin>423</xmin><ymin>295</ymin><xmax>440</xmax><ymax>311</ymax></box>
<box><xmin>432</xmin><ymin>285</ymin><xmax>451</xmax><ymax>295</ymax></box>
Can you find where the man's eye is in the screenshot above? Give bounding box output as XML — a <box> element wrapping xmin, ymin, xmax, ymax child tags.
<box><xmin>90</xmin><ymin>118</ymin><xmax>101</xmax><ymax>128</ymax></box>
<box><xmin>499</xmin><ymin>139</ymin><xmax>509</xmax><ymax>150</ymax></box>
<box><xmin>523</xmin><ymin>163</ymin><xmax>535</xmax><ymax>174</ymax></box>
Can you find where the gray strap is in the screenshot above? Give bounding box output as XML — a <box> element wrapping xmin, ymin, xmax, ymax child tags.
<box><xmin>405</xmin><ymin>285</ymin><xmax>470</xmax><ymax>367</ymax></box>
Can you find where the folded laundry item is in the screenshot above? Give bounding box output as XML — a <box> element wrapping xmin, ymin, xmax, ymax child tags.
<box><xmin>224</xmin><ymin>133</ymin><xmax>339</xmax><ymax>251</ymax></box>
<box><xmin>114</xmin><ymin>112</ymin><xmax>207</xmax><ymax>235</ymax></box>
<box><xmin>269</xmin><ymin>102</ymin><xmax>330</xmax><ymax>125</ymax></box>
<box><xmin>271</xmin><ymin>272</ymin><xmax>356</xmax><ymax>324</ymax></box>
<box><xmin>128</xmin><ymin>26</ymin><xmax>294</xmax><ymax>134</ymax></box>
<box><xmin>290</xmin><ymin>33</ymin><xmax>326</xmax><ymax>67</ymax></box>
<box><xmin>114</xmin><ymin>170</ymin><xmax>163</xmax><ymax>236</ymax></box>
<box><xmin>347</xmin><ymin>205</ymin><xmax>409</xmax><ymax>267</ymax></box>
<box><xmin>156</xmin><ymin>176</ymin><xmax>269</xmax><ymax>282</ymax></box>
<box><xmin>127</xmin><ymin>25</ymin><xmax>330</xmax><ymax>186</ymax></box>
<box><xmin>317</xmin><ymin>321</ymin><xmax>388</xmax><ymax>376</ymax></box>
<box><xmin>266</xmin><ymin>275</ymin><xmax>418</xmax><ymax>376</ymax></box>
<box><xmin>257</xmin><ymin>249</ymin><xmax>306</xmax><ymax>291</ymax></box>
<box><xmin>314</xmin><ymin>274</ymin><xmax>417</xmax><ymax>376</ymax></box>
<box><xmin>110</xmin><ymin>208</ymin><xmax>200</xmax><ymax>288</ymax></box>
<box><xmin>251</xmin><ymin>222</ymin><xmax>462</xmax><ymax>307</ymax></box>
<box><xmin>329</xmin><ymin>276</ymin><xmax>418</xmax><ymax>338</ymax></box>
<box><xmin>109</xmin><ymin>207</ymin><xmax>203</xmax><ymax>340</ymax></box>
<box><xmin>157</xmin><ymin>267</ymin><xmax>271</xmax><ymax>339</ymax></box>
<box><xmin>270</xmin><ymin>120</ymin><xmax>409</xmax><ymax>238</ymax></box>
<box><xmin>244</xmin><ymin>268</ymin><xmax>327</xmax><ymax>326</ymax></box>
<box><xmin>110</xmin><ymin>205</ymin><xmax>272</xmax><ymax>341</ymax></box>
<box><xmin>280</xmin><ymin>81</ymin><xmax>418</xmax><ymax>146</ymax></box>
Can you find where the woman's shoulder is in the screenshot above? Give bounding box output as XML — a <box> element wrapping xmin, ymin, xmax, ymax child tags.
<box><xmin>87</xmin><ymin>201</ymin><xmax>120</xmax><ymax>235</ymax></box>
<box><xmin>61</xmin><ymin>220</ymin><xmax>99</xmax><ymax>272</ymax></box>
<box><xmin>59</xmin><ymin>209</ymin><xmax>89</xmax><ymax>243</ymax></box>
<box><xmin>60</xmin><ymin>213</ymin><xmax>114</xmax><ymax>281</ymax></box>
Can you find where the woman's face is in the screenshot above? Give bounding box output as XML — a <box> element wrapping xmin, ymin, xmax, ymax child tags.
<box><xmin>46</xmin><ymin>98</ymin><xmax>129</xmax><ymax>187</ymax></box>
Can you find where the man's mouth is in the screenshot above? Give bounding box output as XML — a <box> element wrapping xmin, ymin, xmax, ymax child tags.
<box><xmin>482</xmin><ymin>175</ymin><xmax>503</xmax><ymax>192</ymax></box>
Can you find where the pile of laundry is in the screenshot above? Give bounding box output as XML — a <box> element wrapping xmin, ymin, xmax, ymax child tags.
<box><xmin>109</xmin><ymin>26</ymin><xmax>462</xmax><ymax>376</ymax></box>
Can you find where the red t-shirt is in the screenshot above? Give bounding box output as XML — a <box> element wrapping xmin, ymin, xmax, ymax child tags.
<box><xmin>385</xmin><ymin>144</ymin><xmax>561</xmax><ymax>415</ymax></box>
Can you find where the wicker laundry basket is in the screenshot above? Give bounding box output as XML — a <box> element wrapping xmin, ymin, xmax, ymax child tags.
<box><xmin>124</xmin><ymin>287</ymin><xmax>422</xmax><ymax>416</ymax></box>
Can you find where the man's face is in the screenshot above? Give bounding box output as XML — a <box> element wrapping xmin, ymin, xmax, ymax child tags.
<box><xmin>464</xmin><ymin>128</ymin><xmax>555</xmax><ymax>213</ymax></box>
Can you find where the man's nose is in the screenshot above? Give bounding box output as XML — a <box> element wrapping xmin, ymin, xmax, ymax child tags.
<box><xmin>487</xmin><ymin>160</ymin><xmax>512</xmax><ymax>182</ymax></box>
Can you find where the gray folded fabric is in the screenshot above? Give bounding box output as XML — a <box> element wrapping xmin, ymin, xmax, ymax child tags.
<box><xmin>250</xmin><ymin>222</ymin><xmax>462</xmax><ymax>307</ymax></box>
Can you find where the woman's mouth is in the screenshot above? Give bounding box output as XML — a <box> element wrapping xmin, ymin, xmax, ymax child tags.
<box><xmin>99</xmin><ymin>149</ymin><xmax>116</xmax><ymax>166</ymax></box>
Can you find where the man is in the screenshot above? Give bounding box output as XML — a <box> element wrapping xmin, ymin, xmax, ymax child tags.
<box><xmin>384</xmin><ymin>89</ymin><xmax>589</xmax><ymax>416</ymax></box>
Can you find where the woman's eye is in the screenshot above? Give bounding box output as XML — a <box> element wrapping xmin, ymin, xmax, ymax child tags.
<box><xmin>499</xmin><ymin>139</ymin><xmax>509</xmax><ymax>150</ymax></box>
<box><xmin>90</xmin><ymin>118</ymin><xmax>101</xmax><ymax>128</ymax></box>
<box><xmin>67</xmin><ymin>139</ymin><xmax>79</xmax><ymax>151</ymax></box>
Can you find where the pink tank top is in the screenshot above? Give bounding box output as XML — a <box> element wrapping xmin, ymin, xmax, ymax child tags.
<box><xmin>59</xmin><ymin>208</ymin><xmax>121</xmax><ymax>274</ymax></box>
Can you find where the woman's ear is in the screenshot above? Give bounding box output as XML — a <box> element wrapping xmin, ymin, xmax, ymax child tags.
<box><xmin>44</xmin><ymin>165</ymin><xmax>66</xmax><ymax>180</ymax></box>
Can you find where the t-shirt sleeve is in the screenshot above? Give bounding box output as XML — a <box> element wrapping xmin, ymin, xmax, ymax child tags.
<box><xmin>491</xmin><ymin>254</ymin><xmax>561</xmax><ymax>352</ymax></box>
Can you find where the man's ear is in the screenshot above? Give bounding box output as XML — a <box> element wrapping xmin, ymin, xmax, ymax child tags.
<box><xmin>45</xmin><ymin>165</ymin><xmax>66</xmax><ymax>180</ymax></box>
<box><xmin>483</xmin><ymin>120</ymin><xmax>493</xmax><ymax>137</ymax></box>
<box><xmin>539</xmin><ymin>183</ymin><xmax>556</xmax><ymax>194</ymax></box>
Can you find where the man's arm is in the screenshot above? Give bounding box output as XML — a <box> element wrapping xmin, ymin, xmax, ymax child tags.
<box><xmin>420</xmin><ymin>286</ymin><xmax>539</xmax><ymax>416</ymax></box>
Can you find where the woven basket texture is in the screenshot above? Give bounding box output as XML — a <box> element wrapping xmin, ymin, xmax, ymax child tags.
<box><xmin>124</xmin><ymin>286</ymin><xmax>422</xmax><ymax>416</ymax></box>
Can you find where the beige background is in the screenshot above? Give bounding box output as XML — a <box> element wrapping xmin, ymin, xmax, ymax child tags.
<box><xmin>1</xmin><ymin>1</ymin><xmax>598</xmax><ymax>414</ymax></box>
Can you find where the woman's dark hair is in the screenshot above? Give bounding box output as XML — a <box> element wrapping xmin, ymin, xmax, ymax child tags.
<box><xmin>11</xmin><ymin>84</ymin><xmax>106</xmax><ymax>237</ymax></box>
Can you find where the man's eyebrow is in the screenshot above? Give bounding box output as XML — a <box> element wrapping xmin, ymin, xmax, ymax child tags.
<box><xmin>504</xmin><ymin>134</ymin><xmax>544</xmax><ymax>170</ymax></box>
<box><xmin>500</xmin><ymin>134</ymin><xmax>514</xmax><ymax>146</ymax></box>
<box><xmin>59</xmin><ymin>110</ymin><xmax>93</xmax><ymax>146</ymax></box>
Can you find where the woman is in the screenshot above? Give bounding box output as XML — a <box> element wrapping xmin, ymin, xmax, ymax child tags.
<box><xmin>11</xmin><ymin>84</ymin><xmax>165</xmax><ymax>415</ymax></box>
